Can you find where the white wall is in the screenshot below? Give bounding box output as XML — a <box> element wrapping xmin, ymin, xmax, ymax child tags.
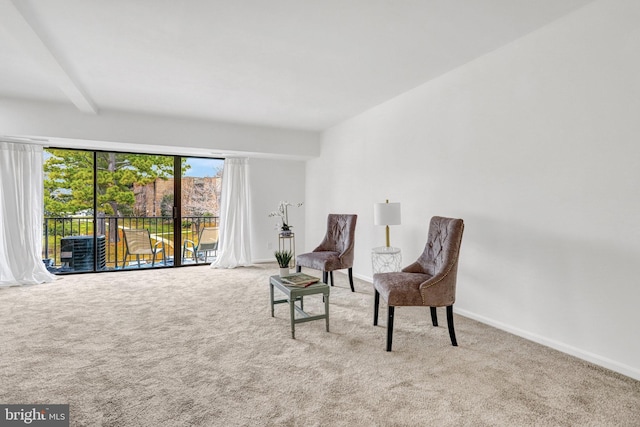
<box><xmin>306</xmin><ymin>0</ymin><xmax>640</xmax><ymax>379</ymax></box>
<box><xmin>249</xmin><ymin>158</ymin><xmax>306</xmax><ymax>262</ymax></box>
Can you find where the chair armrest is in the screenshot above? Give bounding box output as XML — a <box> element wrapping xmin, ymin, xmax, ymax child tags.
<box><xmin>419</xmin><ymin>272</ymin><xmax>451</xmax><ymax>290</ymax></box>
<box><xmin>312</xmin><ymin>243</ymin><xmax>327</xmax><ymax>252</ymax></box>
<box><xmin>153</xmin><ymin>241</ymin><xmax>165</xmax><ymax>253</ymax></box>
<box><xmin>418</xmin><ymin>257</ymin><xmax>459</xmax><ymax>306</ymax></box>
<box><xmin>402</xmin><ymin>262</ymin><xmax>425</xmax><ymax>274</ymax></box>
<box><xmin>183</xmin><ymin>239</ymin><xmax>196</xmax><ymax>251</ymax></box>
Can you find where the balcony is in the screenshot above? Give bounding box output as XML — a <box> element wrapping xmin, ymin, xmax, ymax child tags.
<box><xmin>42</xmin><ymin>215</ymin><xmax>218</xmax><ymax>273</ymax></box>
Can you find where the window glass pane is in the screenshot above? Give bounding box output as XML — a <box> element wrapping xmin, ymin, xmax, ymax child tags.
<box><xmin>97</xmin><ymin>152</ymin><xmax>175</xmax><ymax>270</ymax></box>
<box><xmin>42</xmin><ymin>148</ymin><xmax>95</xmax><ymax>272</ymax></box>
<box><xmin>180</xmin><ymin>158</ymin><xmax>223</xmax><ymax>265</ymax></box>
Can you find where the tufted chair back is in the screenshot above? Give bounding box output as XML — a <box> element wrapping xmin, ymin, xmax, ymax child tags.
<box><xmin>413</xmin><ymin>216</ymin><xmax>464</xmax><ymax>277</ymax></box>
<box><xmin>296</xmin><ymin>213</ymin><xmax>358</xmax><ymax>292</ymax></box>
<box><xmin>314</xmin><ymin>214</ymin><xmax>357</xmax><ymax>266</ymax></box>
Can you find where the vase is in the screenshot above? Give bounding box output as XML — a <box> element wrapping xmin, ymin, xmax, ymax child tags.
<box><xmin>279</xmin><ymin>267</ymin><xmax>290</xmax><ymax>277</ymax></box>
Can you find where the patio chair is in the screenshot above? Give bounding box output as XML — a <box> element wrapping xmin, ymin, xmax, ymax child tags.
<box><xmin>122</xmin><ymin>229</ymin><xmax>166</xmax><ymax>268</ymax></box>
<box><xmin>183</xmin><ymin>226</ymin><xmax>219</xmax><ymax>264</ymax></box>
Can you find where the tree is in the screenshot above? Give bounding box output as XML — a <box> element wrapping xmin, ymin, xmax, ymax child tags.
<box><xmin>160</xmin><ymin>194</ymin><xmax>174</xmax><ymax>218</ymax></box>
<box><xmin>44</xmin><ymin>149</ymin><xmax>188</xmax><ymax>217</ymax></box>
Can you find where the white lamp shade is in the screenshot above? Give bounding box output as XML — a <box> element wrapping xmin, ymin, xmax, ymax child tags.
<box><xmin>373</xmin><ymin>202</ymin><xmax>401</xmax><ymax>226</ymax></box>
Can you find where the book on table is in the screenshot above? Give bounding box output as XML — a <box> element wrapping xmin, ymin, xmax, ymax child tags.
<box><xmin>280</xmin><ymin>273</ymin><xmax>320</xmax><ymax>287</ymax></box>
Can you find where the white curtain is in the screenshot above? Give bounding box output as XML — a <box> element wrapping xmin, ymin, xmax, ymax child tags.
<box><xmin>210</xmin><ymin>157</ymin><xmax>253</xmax><ymax>269</ymax></box>
<box><xmin>0</xmin><ymin>141</ymin><xmax>56</xmax><ymax>287</ymax></box>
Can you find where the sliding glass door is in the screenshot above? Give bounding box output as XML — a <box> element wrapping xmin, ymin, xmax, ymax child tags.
<box><xmin>42</xmin><ymin>148</ymin><xmax>223</xmax><ymax>273</ymax></box>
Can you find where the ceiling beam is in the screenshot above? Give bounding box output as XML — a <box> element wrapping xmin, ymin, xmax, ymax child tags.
<box><xmin>0</xmin><ymin>0</ymin><xmax>97</xmax><ymax>114</ymax></box>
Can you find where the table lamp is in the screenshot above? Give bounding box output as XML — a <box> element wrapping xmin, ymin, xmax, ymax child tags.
<box><xmin>374</xmin><ymin>200</ymin><xmax>401</xmax><ymax>247</ymax></box>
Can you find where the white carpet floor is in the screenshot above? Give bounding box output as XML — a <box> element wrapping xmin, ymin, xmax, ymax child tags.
<box><xmin>1</xmin><ymin>264</ymin><xmax>639</xmax><ymax>426</ymax></box>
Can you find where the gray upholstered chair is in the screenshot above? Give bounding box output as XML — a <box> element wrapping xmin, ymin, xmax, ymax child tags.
<box><xmin>373</xmin><ymin>216</ymin><xmax>464</xmax><ymax>351</ymax></box>
<box><xmin>296</xmin><ymin>214</ymin><xmax>358</xmax><ymax>292</ymax></box>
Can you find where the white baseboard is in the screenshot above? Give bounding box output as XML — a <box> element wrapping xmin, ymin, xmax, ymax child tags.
<box><xmin>354</xmin><ymin>272</ymin><xmax>373</xmax><ymax>283</ymax></box>
<box><xmin>355</xmin><ymin>274</ymin><xmax>639</xmax><ymax>381</ymax></box>
<box><xmin>455</xmin><ymin>307</ymin><xmax>640</xmax><ymax>381</ymax></box>
<box><xmin>252</xmin><ymin>259</ymin><xmax>274</xmax><ymax>264</ymax></box>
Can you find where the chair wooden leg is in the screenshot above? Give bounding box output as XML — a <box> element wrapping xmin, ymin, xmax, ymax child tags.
<box><xmin>430</xmin><ymin>307</ymin><xmax>438</xmax><ymax>326</ymax></box>
<box><xmin>386</xmin><ymin>306</ymin><xmax>395</xmax><ymax>351</ymax></box>
<box><xmin>348</xmin><ymin>268</ymin><xmax>354</xmax><ymax>292</ymax></box>
<box><xmin>329</xmin><ymin>271</ymin><xmax>334</xmax><ymax>286</ymax></box>
<box><xmin>373</xmin><ymin>290</ymin><xmax>380</xmax><ymax>325</ymax></box>
<box><xmin>447</xmin><ymin>305</ymin><xmax>458</xmax><ymax>347</ymax></box>
<box><xmin>296</xmin><ymin>265</ymin><xmax>301</xmax><ymax>273</ymax></box>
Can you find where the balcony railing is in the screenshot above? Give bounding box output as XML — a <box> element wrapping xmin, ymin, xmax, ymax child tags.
<box><xmin>42</xmin><ymin>215</ymin><xmax>219</xmax><ymax>273</ymax></box>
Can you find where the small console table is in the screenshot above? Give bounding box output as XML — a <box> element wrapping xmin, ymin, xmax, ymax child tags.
<box><xmin>371</xmin><ymin>246</ymin><xmax>402</xmax><ymax>274</ymax></box>
<box><xmin>269</xmin><ymin>275</ymin><xmax>330</xmax><ymax>339</ymax></box>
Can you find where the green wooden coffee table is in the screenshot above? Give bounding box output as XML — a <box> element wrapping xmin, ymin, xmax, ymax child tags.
<box><xmin>269</xmin><ymin>275</ymin><xmax>330</xmax><ymax>339</ymax></box>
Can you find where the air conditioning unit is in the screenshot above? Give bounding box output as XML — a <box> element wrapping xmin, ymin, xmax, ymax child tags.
<box><xmin>60</xmin><ymin>235</ymin><xmax>106</xmax><ymax>271</ymax></box>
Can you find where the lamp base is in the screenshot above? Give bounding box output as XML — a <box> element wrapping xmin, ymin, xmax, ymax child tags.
<box><xmin>385</xmin><ymin>225</ymin><xmax>390</xmax><ymax>247</ymax></box>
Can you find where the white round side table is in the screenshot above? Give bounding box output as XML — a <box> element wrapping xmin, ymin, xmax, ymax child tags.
<box><xmin>371</xmin><ymin>246</ymin><xmax>402</xmax><ymax>274</ymax></box>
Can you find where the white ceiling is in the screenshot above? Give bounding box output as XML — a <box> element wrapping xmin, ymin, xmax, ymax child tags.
<box><xmin>0</xmin><ymin>0</ymin><xmax>594</xmax><ymax>131</ymax></box>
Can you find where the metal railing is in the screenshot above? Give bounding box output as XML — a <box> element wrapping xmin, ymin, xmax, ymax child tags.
<box><xmin>43</xmin><ymin>215</ymin><xmax>219</xmax><ymax>273</ymax></box>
